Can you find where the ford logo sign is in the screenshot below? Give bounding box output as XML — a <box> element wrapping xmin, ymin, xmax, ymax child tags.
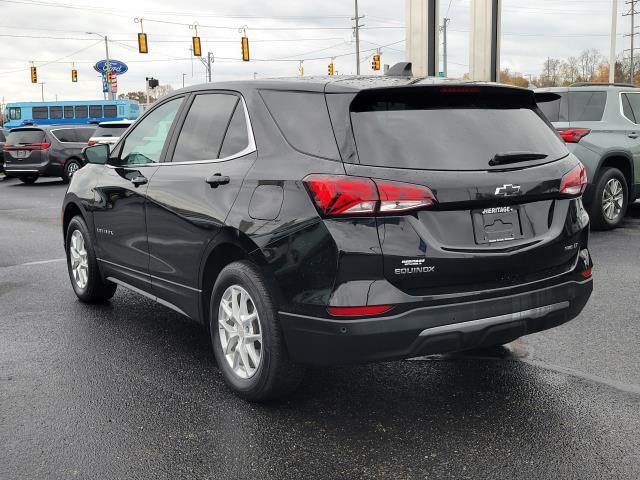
<box><xmin>93</xmin><ymin>59</ymin><xmax>128</xmax><ymax>75</ymax></box>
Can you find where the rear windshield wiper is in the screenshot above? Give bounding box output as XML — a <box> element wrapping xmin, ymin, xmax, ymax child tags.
<box><xmin>489</xmin><ymin>151</ymin><xmax>548</xmax><ymax>167</ymax></box>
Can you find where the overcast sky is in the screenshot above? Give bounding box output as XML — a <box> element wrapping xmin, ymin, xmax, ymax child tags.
<box><xmin>0</xmin><ymin>0</ymin><xmax>629</xmax><ymax>102</ymax></box>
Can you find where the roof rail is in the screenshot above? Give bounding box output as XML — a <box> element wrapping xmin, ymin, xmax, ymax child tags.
<box><xmin>570</xmin><ymin>82</ymin><xmax>638</xmax><ymax>88</ymax></box>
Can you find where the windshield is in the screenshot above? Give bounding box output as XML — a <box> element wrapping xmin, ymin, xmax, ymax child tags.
<box><xmin>350</xmin><ymin>88</ymin><xmax>568</xmax><ymax>171</ymax></box>
<box><xmin>6</xmin><ymin>129</ymin><xmax>45</xmax><ymax>145</ymax></box>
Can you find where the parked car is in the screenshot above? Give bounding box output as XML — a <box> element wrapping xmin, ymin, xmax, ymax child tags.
<box><xmin>87</xmin><ymin>120</ymin><xmax>134</xmax><ymax>146</ymax></box>
<box><xmin>3</xmin><ymin>124</ymin><xmax>96</xmax><ymax>183</ymax></box>
<box><xmin>63</xmin><ymin>72</ymin><xmax>593</xmax><ymax>401</ymax></box>
<box><xmin>0</xmin><ymin>128</ymin><xmax>7</xmax><ymax>174</ymax></box>
<box><xmin>535</xmin><ymin>83</ymin><xmax>640</xmax><ymax>229</ymax></box>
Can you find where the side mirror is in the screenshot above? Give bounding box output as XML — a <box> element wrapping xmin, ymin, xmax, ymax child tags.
<box><xmin>83</xmin><ymin>143</ymin><xmax>110</xmax><ymax>165</ymax></box>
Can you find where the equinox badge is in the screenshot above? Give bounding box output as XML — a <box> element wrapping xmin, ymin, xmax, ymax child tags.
<box><xmin>495</xmin><ymin>184</ymin><xmax>521</xmax><ymax>197</ymax></box>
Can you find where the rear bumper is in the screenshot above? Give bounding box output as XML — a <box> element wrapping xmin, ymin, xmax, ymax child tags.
<box><xmin>279</xmin><ymin>278</ymin><xmax>593</xmax><ymax>365</ymax></box>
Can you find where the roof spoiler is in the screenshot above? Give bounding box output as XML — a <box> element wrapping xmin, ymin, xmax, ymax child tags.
<box><xmin>385</xmin><ymin>62</ymin><xmax>413</xmax><ymax>77</ymax></box>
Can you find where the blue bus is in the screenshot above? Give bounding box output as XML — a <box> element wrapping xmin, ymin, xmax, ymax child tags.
<box><xmin>3</xmin><ymin>99</ymin><xmax>140</xmax><ymax>129</ymax></box>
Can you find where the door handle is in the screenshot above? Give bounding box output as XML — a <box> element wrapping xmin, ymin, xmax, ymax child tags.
<box><xmin>130</xmin><ymin>175</ymin><xmax>148</xmax><ymax>187</ymax></box>
<box><xmin>628</xmin><ymin>132</ymin><xmax>639</xmax><ymax>139</ymax></box>
<box><xmin>206</xmin><ymin>173</ymin><xmax>230</xmax><ymax>188</ymax></box>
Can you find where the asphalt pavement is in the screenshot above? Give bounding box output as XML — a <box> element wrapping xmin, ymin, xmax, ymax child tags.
<box><xmin>1</xmin><ymin>176</ymin><xmax>639</xmax><ymax>480</ymax></box>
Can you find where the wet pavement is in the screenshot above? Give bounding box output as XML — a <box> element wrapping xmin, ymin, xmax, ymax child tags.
<box><xmin>1</xmin><ymin>177</ymin><xmax>639</xmax><ymax>479</ymax></box>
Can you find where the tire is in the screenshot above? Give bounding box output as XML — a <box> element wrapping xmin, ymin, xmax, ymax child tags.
<box><xmin>590</xmin><ymin>167</ymin><xmax>628</xmax><ymax>230</ymax></box>
<box><xmin>18</xmin><ymin>175</ymin><xmax>38</xmax><ymax>184</ymax></box>
<box><xmin>62</xmin><ymin>158</ymin><xmax>82</xmax><ymax>183</ymax></box>
<box><xmin>65</xmin><ymin>215</ymin><xmax>117</xmax><ymax>303</ymax></box>
<box><xmin>210</xmin><ymin>260</ymin><xmax>305</xmax><ymax>402</ymax></box>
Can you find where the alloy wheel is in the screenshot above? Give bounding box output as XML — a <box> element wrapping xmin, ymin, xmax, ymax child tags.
<box><xmin>69</xmin><ymin>230</ymin><xmax>89</xmax><ymax>289</ymax></box>
<box><xmin>67</xmin><ymin>162</ymin><xmax>79</xmax><ymax>177</ymax></box>
<box><xmin>218</xmin><ymin>285</ymin><xmax>263</xmax><ymax>379</ymax></box>
<box><xmin>602</xmin><ymin>178</ymin><xmax>624</xmax><ymax>222</ymax></box>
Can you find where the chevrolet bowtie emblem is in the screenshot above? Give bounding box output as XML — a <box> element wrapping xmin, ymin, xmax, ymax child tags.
<box><xmin>495</xmin><ymin>184</ymin><xmax>521</xmax><ymax>197</ymax></box>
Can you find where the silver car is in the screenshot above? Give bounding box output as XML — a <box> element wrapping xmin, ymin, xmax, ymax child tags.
<box><xmin>536</xmin><ymin>83</ymin><xmax>640</xmax><ymax>229</ymax></box>
<box><xmin>87</xmin><ymin>120</ymin><xmax>133</xmax><ymax>147</ymax></box>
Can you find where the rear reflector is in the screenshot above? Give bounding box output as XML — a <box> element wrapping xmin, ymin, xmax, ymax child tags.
<box><xmin>559</xmin><ymin>163</ymin><xmax>587</xmax><ymax>197</ymax></box>
<box><xmin>327</xmin><ymin>305</ymin><xmax>393</xmax><ymax>317</ymax></box>
<box><xmin>557</xmin><ymin>128</ymin><xmax>590</xmax><ymax>143</ymax></box>
<box><xmin>581</xmin><ymin>267</ymin><xmax>593</xmax><ymax>279</ymax></box>
<box><xmin>304</xmin><ymin>175</ymin><xmax>436</xmax><ymax>217</ymax></box>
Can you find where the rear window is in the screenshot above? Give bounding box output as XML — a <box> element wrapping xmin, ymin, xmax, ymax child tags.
<box><xmin>6</xmin><ymin>129</ymin><xmax>45</xmax><ymax>145</ymax></box>
<box><xmin>568</xmin><ymin>91</ymin><xmax>606</xmax><ymax>121</ymax></box>
<box><xmin>260</xmin><ymin>90</ymin><xmax>340</xmax><ymax>160</ymax></box>
<box><xmin>93</xmin><ymin>125</ymin><xmax>129</xmax><ymax>138</ymax></box>
<box><xmin>74</xmin><ymin>128</ymin><xmax>96</xmax><ymax>143</ymax></box>
<box><xmin>350</xmin><ymin>87</ymin><xmax>568</xmax><ymax>171</ymax></box>
<box><xmin>32</xmin><ymin>107</ymin><xmax>48</xmax><ymax>120</ymax></box>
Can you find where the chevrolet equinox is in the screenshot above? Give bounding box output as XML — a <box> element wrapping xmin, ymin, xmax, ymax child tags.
<box><xmin>63</xmin><ymin>69</ymin><xmax>594</xmax><ymax>401</ymax></box>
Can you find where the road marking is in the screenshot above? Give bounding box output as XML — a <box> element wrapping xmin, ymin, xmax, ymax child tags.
<box><xmin>7</xmin><ymin>258</ymin><xmax>66</xmax><ymax>268</ymax></box>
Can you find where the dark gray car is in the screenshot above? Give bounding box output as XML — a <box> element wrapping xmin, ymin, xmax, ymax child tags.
<box><xmin>3</xmin><ymin>125</ymin><xmax>96</xmax><ymax>184</ymax></box>
<box><xmin>536</xmin><ymin>84</ymin><xmax>640</xmax><ymax>229</ymax></box>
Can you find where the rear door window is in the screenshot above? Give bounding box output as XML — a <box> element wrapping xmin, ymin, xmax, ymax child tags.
<box><xmin>568</xmin><ymin>91</ymin><xmax>606</xmax><ymax>121</ymax></box>
<box><xmin>536</xmin><ymin>92</ymin><xmax>567</xmax><ymax>122</ymax></box>
<box><xmin>260</xmin><ymin>90</ymin><xmax>340</xmax><ymax>160</ymax></box>
<box><xmin>74</xmin><ymin>128</ymin><xmax>96</xmax><ymax>143</ymax></box>
<box><xmin>349</xmin><ymin>87</ymin><xmax>568</xmax><ymax>171</ymax></box>
<box><xmin>172</xmin><ymin>93</ymin><xmax>238</xmax><ymax>163</ymax></box>
<box><xmin>6</xmin><ymin>129</ymin><xmax>45</xmax><ymax>145</ymax></box>
<box><xmin>52</xmin><ymin>129</ymin><xmax>77</xmax><ymax>143</ymax></box>
<box><xmin>32</xmin><ymin>107</ymin><xmax>48</xmax><ymax>120</ymax></box>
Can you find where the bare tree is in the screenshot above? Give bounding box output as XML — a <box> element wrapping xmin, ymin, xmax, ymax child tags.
<box><xmin>578</xmin><ymin>49</ymin><xmax>604</xmax><ymax>82</ymax></box>
<box><xmin>540</xmin><ymin>58</ymin><xmax>562</xmax><ymax>87</ymax></box>
<box><xmin>562</xmin><ymin>56</ymin><xmax>580</xmax><ymax>85</ymax></box>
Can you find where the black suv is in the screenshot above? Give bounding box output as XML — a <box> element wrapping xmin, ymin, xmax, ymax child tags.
<box><xmin>63</xmin><ymin>73</ymin><xmax>593</xmax><ymax>401</ymax></box>
<box><xmin>3</xmin><ymin>125</ymin><xmax>96</xmax><ymax>183</ymax></box>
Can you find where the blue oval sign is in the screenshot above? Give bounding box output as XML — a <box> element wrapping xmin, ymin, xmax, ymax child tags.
<box><xmin>93</xmin><ymin>59</ymin><xmax>128</xmax><ymax>75</ymax></box>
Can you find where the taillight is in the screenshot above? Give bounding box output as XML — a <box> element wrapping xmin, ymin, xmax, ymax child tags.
<box><xmin>304</xmin><ymin>175</ymin><xmax>436</xmax><ymax>217</ymax></box>
<box><xmin>33</xmin><ymin>142</ymin><xmax>51</xmax><ymax>150</ymax></box>
<box><xmin>559</xmin><ymin>163</ymin><xmax>587</xmax><ymax>197</ymax></box>
<box><xmin>87</xmin><ymin>140</ymin><xmax>97</xmax><ymax>146</ymax></box>
<box><xmin>557</xmin><ymin>128</ymin><xmax>590</xmax><ymax>143</ymax></box>
<box><xmin>327</xmin><ymin>305</ymin><xmax>393</xmax><ymax>317</ymax></box>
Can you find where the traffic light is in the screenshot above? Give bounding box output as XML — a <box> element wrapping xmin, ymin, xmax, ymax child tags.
<box><xmin>328</xmin><ymin>63</ymin><xmax>334</xmax><ymax>76</ymax></box>
<box><xmin>192</xmin><ymin>36</ymin><xmax>202</xmax><ymax>57</ymax></box>
<box><xmin>241</xmin><ymin>36</ymin><xmax>250</xmax><ymax>61</ymax></box>
<box><xmin>138</xmin><ymin>32</ymin><xmax>148</xmax><ymax>54</ymax></box>
<box><xmin>105</xmin><ymin>71</ymin><xmax>111</xmax><ymax>83</ymax></box>
<box><xmin>372</xmin><ymin>54</ymin><xmax>381</xmax><ymax>71</ymax></box>
<box><xmin>30</xmin><ymin>66</ymin><xmax>37</xmax><ymax>83</ymax></box>
<box><xmin>71</xmin><ymin>69</ymin><xmax>77</xmax><ymax>83</ymax></box>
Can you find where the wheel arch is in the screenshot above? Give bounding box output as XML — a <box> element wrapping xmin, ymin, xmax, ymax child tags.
<box><xmin>595</xmin><ymin>153</ymin><xmax>635</xmax><ymax>197</ymax></box>
<box><xmin>62</xmin><ymin>198</ymin><xmax>92</xmax><ymax>246</ymax></box>
<box><xmin>198</xmin><ymin>229</ymin><xmax>273</xmax><ymax>328</ymax></box>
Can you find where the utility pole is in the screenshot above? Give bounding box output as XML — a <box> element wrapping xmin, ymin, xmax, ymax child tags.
<box><xmin>182</xmin><ymin>73</ymin><xmax>186</xmax><ymax>88</ymax></box>
<box><xmin>624</xmin><ymin>0</ymin><xmax>639</xmax><ymax>83</ymax></box>
<box><xmin>197</xmin><ymin>52</ymin><xmax>213</xmax><ymax>82</ymax></box>
<box><xmin>38</xmin><ymin>82</ymin><xmax>45</xmax><ymax>101</ymax></box>
<box><xmin>353</xmin><ymin>0</ymin><xmax>364</xmax><ymax>75</ymax></box>
<box><xmin>441</xmin><ymin>18</ymin><xmax>451</xmax><ymax>77</ymax></box>
<box><xmin>611</xmin><ymin>0</ymin><xmax>618</xmax><ymax>83</ymax></box>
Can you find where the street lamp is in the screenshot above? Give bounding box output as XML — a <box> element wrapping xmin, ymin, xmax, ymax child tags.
<box><xmin>86</xmin><ymin>31</ymin><xmax>112</xmax><ymax>100</ymax></box>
